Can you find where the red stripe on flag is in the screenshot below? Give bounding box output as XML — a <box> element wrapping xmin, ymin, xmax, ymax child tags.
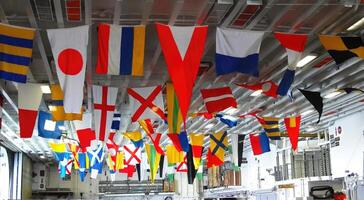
<box><xmin>201</xmin><ymin>87</ymin><xmax>237</xmax><ymax>113</ymax></box>
<box><xmin>96</xmin><ymin>24</ymin><xmax>110</xmax><ymax>74</ymax></box>
<box><xmin>250</xmin><ymin>134</ymin><xmax>263</xmax><ymax>155</ymax></box>
<box><xmin>274</xmin><ymin>32</ymin><xmax>307</xmax><ymax>52</ymax></box>
<box><xmin>94</xmin><ymin>86</ymin><xmax>115</xmax><ymax>141</ymax></box>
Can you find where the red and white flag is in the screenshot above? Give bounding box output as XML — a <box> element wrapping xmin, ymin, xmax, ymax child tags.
<box><xmin>124</xmin><ymin>144</ymin><xmax>141</xmax><ymax>165</ymax></box>
<box><xmin>156</xmin><ymin>23</ymin><xmax>208</xmax><ymax>126</ymax></box>
<box><xmin>47</xmin><ymin>25</ymin><xmax>89</xmax><ymax>114</ymax></box>
<box><xmin>74</xmin><ymin>112</ymin><xmax>95</xmax><ymax>152</ymax></box>
<box><xmin>200</xmin><ymin>87</ymin><xmax>237</xmax><ymax>113</ymax></box>
<box><xmin>236</xmin><ymin>81</ymin><xmax>278</xmax><ymax>98</ymax></box>
<box><xmin>128</xmin><ymin>85</ymin><xmax>165</xmax><ymax>122</ymax></box>
<box><xmin>93</xmin><ymin>85</ymin><xmax>118</xmax><ymax>142</ymax></box>
<box><xmin>18</xmin><ymin>83</ymin><xmax>43</xmax><ymax>138</ymax></box>
<box><xmin>274</xmin><ymin>33</ymin><xmax>307</xmax><ymax>68</ymax></box>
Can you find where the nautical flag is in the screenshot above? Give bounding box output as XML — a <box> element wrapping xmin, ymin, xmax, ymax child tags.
<box><xmin>77</xmin><ymin>152</ymin><xmax>89</xmax><ymax>181</ymax></box>
<box><xmin>207</xmin><ymin>131</ymin><xmax>228</xmax><ymax>168</ymax></box>
<box><xmin>284</xmin><ymin>116</ymin><xmax>301</xmax><ymax>151</ymax></box>
<box><xmin>18</xmin><ymin>83</ymin><xmax>43</xmax><ymax>138</ymax></box>
<box><xmin>231</xmin><ymin>134</ymin><xmax>245</xmax><ymax>169</ymax></box>
<box><xmin>196</xmin><ymin>160</ymin><xmax>203</xmax><ymax>181</ymax></box>
<box><xmin>166</xmin><ymin>145</ymin><xmax>184</xmax><ymax>164</ymax></box>
<box><xmin>215</xmin><ymin>114</ymin><xmax>238</xmax><ymax>128</ymax></box>
<box><xmin>167</xmin><ymin>133</ymin><xmax>183</xmax><ymax>152</ymax></box>
<box><xmin>106</xmin><ymin>132</ymin><xmax>119</xmax><ymax>172</ymax></box>
<box><xmin>159</xmin><ymin>155</ymin><xmax>165</xmax><ymax>178</ymax></box>
<box><xmin>319</xmin><ymin>35</ymin><xmax>364</xmax><ymax>64</ymax></box>
<box><xmin>93</xmin><ymin>85</ymin><xmax>118</xmax><ymax>142</ymax></box>
<box><xmin>236</xmin><ymin>81</ymin><xmax>278</xmax><ymax>98</ymax></box>
<box><xmin>96</xmin><ymin>24</ymin><xmax>145</xmax><ymax>76</ymax></box>
<box><xmin>49</xmin><ymin>84</ymin><xmax>83</xmax><ymax>121</ymax></box>
<box><xmin>59</xmin><ymin>152</ymin><xmax>72</xmax><ymax>178</ymax></box>
<box><xmin>124</xmin><ymin>131</ymin><xmax>143</xmax><ymax>148</ymax></box>
<box><xmin>74</xmin><ymin>112</ymin><xmax>96</xmax><ymax>152</ymax></box>
<box><xmin>338</xmin><ymin>87</ymin><xmax>364</xmax><ymax>94</ymax></box>
<box><xmin>187</xmin><ymin>145</ymin><xmax>197</xmax><ymax>184</ymax></box>
<box><xmin>37</xmin><ymin>111</ymin><xmax>64</xmax><ymax>139</ymax></box>
<box><xmin>257</xmin><ymin>117</ymin><xmax>281</xmax><ymax>140</ymax></box>
<box><xmin>274</xmin><ymin>32</ymin><xmax>308</xmax><ymax>67</ymax></box>
<box><xmin>277</xmin><ymin>69</ymin><xmax>295</xmax><ymax>96</ymax></box>
<box><xmin>139</xmin><ymin>119</ymin><xmax>164</xmax><ymax>155</ymax></box>
<box><xmin>178</xmin><ymin>131</ymin><xmax>190</xmax><ymax>153</ymax></box>
<box><xmin>0</xmin><ymin>23</ymin><xmax>35</xmax><ymax>83</ymax></box>
<box><xmin>176</xmin><ymin>154</ymin><xmax>188</xmax><ymax>172</ymax></box>
<box><xmin>68</xmin><ymin>143</ymin><xmax>80</xmax><ymax>169</ymax></box>
<box><xmin>47</xmin><ymin>25</ymin><xmax>89</xmax><ymax>114</ymax></box>
<box><xmin>119</xmin><ymin>164</ymin><xmax>135</xmax><ymax>178</ymax></box>
<box><xmin>166</xmin><ymin>164</ymin><xmax>175</xmax><ymax>182</ymax></box>
<box><xmin>49</xmin><ymin>142</ymin><xmax>67</xmax><ymax>162</ymax></box>
<box><xmin>124</xmin><ymin>144</ymin><xmax>141</xmax><ymax>165</ymax></box>
<box><xmin>275</xmin><ymin>33</ymin><xmax>307</xmax><ymax>96</ymax></box>
<box><xmin>299</xmin><ymin>89</ymin><xmax>323</xmax><ymax>123</ymax></box>
<box><xmin>156</xmin><ymin>23</ymin><xmax>208</xmax><ymax>126</ymax></box>
<box><xmin>249</xmin><ymin>132</ymin><xmax>270</xmax><ymax>156</ymax></box>
<box><xmin>166</xmin><ymin>83</ymin><xmax>183</xmax><ymax>134</ymax></box>
<box><xmin>145</xmin><ymin>143</ymin><xmax>162</xmax><ymax>183</ymax></box>
<box><xmin>87</xmin><ymin>141</ymin><xmax>105</xmax><ymax>179</ymax></box>
<box><xmin>128</xmin><ymin>85</ymin><xmax>166</xmax><ymax>122</ymax></box>
<box><xmin>111</xmin><ymin>112</ymin><xmax>121</xmax><ymax>130</ymax></box>
<box><xmin>189</xmin><ymin>133</ymin><xmax>204</xmax><ymax>169</ymax></box>
<box><xmin>201</xmin><ymin>87</ymin><xmax>237</xmax><ymax>113</ymax></box>
<box><xmin>215</xmin><ymin>27</ymin><xmax>264</xmax><ymax>77</ymax></box>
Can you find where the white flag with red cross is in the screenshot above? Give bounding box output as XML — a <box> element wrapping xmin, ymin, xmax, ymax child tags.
<box><xmin>93</xmin><ymin>85</ymin><xmax>118</xmax><ymax>142</ymax></box>
<box><xmin>127</xmin><ymin>85</ymin><xmax>166</xmax><ymax>122</ymax></box>
<box><xmin>47</xmin><ymin>25</ymin><xmax>89</xmax><ymax>114</ymax></box>
<box><xmin>123</xmin><ymin>144</ymin><xmax>141</xmax><ymax>165</ymax></box>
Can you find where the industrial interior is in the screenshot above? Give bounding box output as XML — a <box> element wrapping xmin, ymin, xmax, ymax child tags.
<box><xmin>0</xmin><ymin>0</ymin><xmax>364</xmax><ymax>199</ymax></box>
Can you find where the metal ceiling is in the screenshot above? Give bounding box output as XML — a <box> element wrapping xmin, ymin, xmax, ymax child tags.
<box><xmin>0</xmin><ymin>0</ymin><xmax>363</xmax><ymax>162</ymax></box>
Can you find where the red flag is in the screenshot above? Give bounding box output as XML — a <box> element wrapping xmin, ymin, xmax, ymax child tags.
<box><xmin>200</xmin><ymin>87</ymin><xmax>237</xmax><ymax>113</ymax></box>
<box><xmin>156</xmin><ymin>23</ymin><xmax>208</xmax><ymax>126</ymax></box>
<box><xmin>284</xmin><ymin>116</ymin><xmax>301</xmax><ymax>151</ymax></box>
<box><xmin>236</xmin><ymin>81</ymin><xmax>278</xmax><ymax>98</ymax></box>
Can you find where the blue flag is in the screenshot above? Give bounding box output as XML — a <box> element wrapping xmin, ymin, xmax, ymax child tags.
<box><xmin>277</xmin><ymin>69</ymin><xmax>295</xmax><ymax>96</ymax></box>
<box><xmin>179</xmin><ymin>131</ymin><xmax>190</xmax><ymax>152</ymax></box>
<box><xmin>111</xmin><ymin>113</ymin><xmax>121</xmax><ymax>130</ymax></box>
<box><xmin>38</xmin><ymin>111</ymin><xmax>64</xmax><ymax>139</ymax></box>
<box><xmin>215</xmin><ymin>114</ymin><xmax>238</xmax><ymax>128</ymax></box>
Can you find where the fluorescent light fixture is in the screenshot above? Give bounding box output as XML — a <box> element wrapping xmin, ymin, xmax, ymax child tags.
<box><xmin>224</xmin><ymin>107</ymin><xmax>238</xmax><ymax>115</ymax></box>
<box><xmin>301</xmin><ymin>109</ymin><xmax>313</xmax><ymax>116</ymax></box>
<box><xmin>324</xmin><ymin>91</ymin><xmax>341</xmax><ymax>99</ymax></box>
<box><xmin>39</xmin><ymin>155</ymin><xmax>45</xmax><ymax>159</ymax></box>
<box><xmin>205</xmin><ymin>123</ymin><xmax>215</xmax><ymax>129</ymax></box>
<box><xmin>306</xmin><ymin>126</ymin><xmax>315</xmax><ymax>132</ymax></box>
<box><xmin>250</xmin><ymin>89</ymin><xmax>262</xmax><ymax>96</ymax></box>
<box><xmin>40</xmin><ymin>85</ymin><xmax>51</xmax><ymax>94</ymax></box>
<box><xmin>296</xmin><ymin>55</ymin><xmax>317</xmax><ymax>67</ymax></box>
<box><xmin>58</xmin><ymin>125</ymin><xmax>66</xmax><ymax>131</ymax></box>
<box><xmin>347</xmin><ymin>17</ymin><xmax>364</xmax><ymax>31</ymax></box>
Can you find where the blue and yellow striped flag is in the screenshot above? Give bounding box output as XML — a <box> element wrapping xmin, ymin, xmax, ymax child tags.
<box><xmin>50</xmin><ymin>84</ymin><xmax>83</xmax><ymax>121</ymax></box>
<box><xmin>0</xmin><ymin>23</ymin><xmax>35</xmax><ymax>83</ymax></box>
<box><xmin>257</xmin><ymin>117</ymin><xmax>281</xmax><ymax>140</ymax></box>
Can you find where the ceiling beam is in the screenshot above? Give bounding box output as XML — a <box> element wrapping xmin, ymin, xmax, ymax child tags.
<box><xmin>53</xmin><ymin>0</ymin><xmax>65</xmax><ymax>28</ymax></box>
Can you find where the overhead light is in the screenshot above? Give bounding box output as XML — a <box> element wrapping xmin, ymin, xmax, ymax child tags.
<box><xmin>250</xmin><ymin>90</ymin><xmax>262</xmax><ymax>96</ymax></box>
<box><xmin>347</xmin><ymin>17</ymin><xmax>364</xmax><ymax>31</ymax></box>
<box><xmin>205</xmin><ymin>123</ymin><xmax>215</xmax><ymax>129</ymax></box>
<box><xmin>324</xmin><ymin>91</ymin><xmax>342</xmax><ymax>99</ymax></box>
<box><xmin>39</xmin><ymin>155</ymin><xmax>45</xmax><ymax>159</ymax></box>
<box><xmin>296</xmin><ymin>55</ymin><xmax>317</xmax><ymax>67</ymax></box>
<box><xmin>306</xmin><ymin>126</ymin><xmax>316</xmax><ymax>132</ymax></box>
<box><xmin>58</xmin><ymin>125</ymin><xmax>66</xmax><ymax>131</ymax></box>
<box><xmin>41</xmin><ymin>85</ymin><xmax>51</xmax><ymax>94</ymax></box>
<box><xmin>301</xmin><ymin>109</ymin><xmax>313</xmax><ymax>116</ymax></box>
<box><xmin>224</xmin><ymin>107</ymin><xmax>238</xmax><ymax>115</ymax></box>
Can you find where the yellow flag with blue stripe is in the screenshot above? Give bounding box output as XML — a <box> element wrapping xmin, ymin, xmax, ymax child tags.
<box><xmin>50</xmin><ymin>84</ymin><xmax>83</xmax><ymax>121</ymax></box>
<box><xmin>0</xmin><ymin>23</ymin><xmax>35</xmax><ymax>83</ymax></box>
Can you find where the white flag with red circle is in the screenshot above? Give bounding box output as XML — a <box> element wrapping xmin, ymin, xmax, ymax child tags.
<box><xmin>93</xmin><ymin>85</ymin><xmax>118</xmax><ymax>142</ymax></box>
<box><xmin>47</xmin><ymin>25</ymin><xmax>89</xmax><ymax>114</ymax></box>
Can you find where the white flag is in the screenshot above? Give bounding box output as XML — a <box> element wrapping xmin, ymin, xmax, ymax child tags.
<box><xmin>47</xmin><ymin>25</ymin><xmax>89</xmax><ymax>114</ymax></box>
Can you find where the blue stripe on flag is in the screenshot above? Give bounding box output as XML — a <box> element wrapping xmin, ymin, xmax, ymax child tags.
<box><xmin>0</xmin><ymin>52</ymin><xmax>31</xmax><ymax>66</ymax></box>
<box><xmin>52</xmin><ymin>100</ymin><xmax>64</xmax><ymax>106</ymax></box>
<box><xmin>259</xmin><ymin>132</ymin><xmax>270</xmax><ymax>153</ymax></box>
<box><xmin>277</xmin><ymin>69</ymin><xmax>295</xmax><ymax>96</ymax></box>
<box><xmin>215</xmin><ymin>53</ymin><xmax>259</xmax><ymax>77</ymax></box>
<box><xmin>266</xmin><ymin>128</ymin><xmax>280</xmax><ymax>133</ymax></box>
<box><xmin>120</xmin><ymin>27</ymin><xmax>134</xmax><ymax>75</ymax></box>
<box><xmin>263</xmin><ymin>120</ymin><xmax>279</xmax><ymax>125</ymax></box>
<box><xmin>0</xmin><ymin>34</ymin><xmax>34</xmax><ymax>48</ymax></box>
<box><xmin>0</xmin><ymin>70</ymin><xmax>26</xmax><ymax>83</ymax></box>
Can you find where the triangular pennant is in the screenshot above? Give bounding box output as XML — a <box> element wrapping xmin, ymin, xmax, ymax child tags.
<box><xmin>156</xmin><ymin>23</ymin><xmax>208</xmax><ymax>126</ymax></box>
<box><xmin>274</xmin><ymin>32</ymin><xmax>307</xmax><ymax>67</ymax></box>
<box><xmin>284</xmin><ymin>116</ymin><xmax>301</xmax><ymax>151</ymax></box>
<box><xmin>236</xmin><ymin>81</ymin><xmax>278</xmax><ymax>98</ymax></box>
<box><xmin>189</xmin><ymin>133</ymin><xmax>204</xmax><ymax>169</ymax></box>
<box><xmin>299</xmin><ymin>89</ymin><xmax>323</xmax><ymax>123</ymax></box>
<box><xmin>139</xmin><ymin>119</ymin><xmax>165</xmax><ymax>155</ymax></box>
<box><xmin>187</xmin><ymin>145</ymin><xmax>197</xmax><ymax>184</ymax></box>
<box><xmin>145</xmin><ymin>144</ymin><xmax>161</xmax><ymax>183</ymax></box>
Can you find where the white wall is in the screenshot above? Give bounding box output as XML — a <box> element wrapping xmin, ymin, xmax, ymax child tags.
<box><xmin>241</xmin><ymin>143</ymin><xmax>277</xmax><ymax>190</ymax></box>
<box><xmin>329</xmin><ymin>110</ymin><xmax>364</xmax><ymax>178</ymax></box>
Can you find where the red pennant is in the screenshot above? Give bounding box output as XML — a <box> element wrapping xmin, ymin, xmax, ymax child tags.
<box><xmin>19</xmin><ymin>109</ymin><xmax>38</xmax><ymax>138</ymax></box>
<box><xmin>156</xmin><ymin>23</ymin><xmax>208</xmax><ymax>127</ymax></box>
<box><xmin>76</xmin><ymin>128</ymin><xmax>96</xmax><ymax>152</ymax></box>
<box><xmin>206</xmin><ymin>149</ymin><xmax>224</xmax><ymax>168</ymax></box>
<box><xmin>284</xmin><ymin>116</ymin><xmax>301</xmax><ymax>151</ymax></box>
<box><xmin>236</xmin><ymin>81</ymin><xmax>278</xmax><ymax>98</ymax></box>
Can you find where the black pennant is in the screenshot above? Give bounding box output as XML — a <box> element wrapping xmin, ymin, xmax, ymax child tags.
<box><xmin>299</xmin><ymin>89</ymin><xmax>323</xmax><ymax>123</ymax></box>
